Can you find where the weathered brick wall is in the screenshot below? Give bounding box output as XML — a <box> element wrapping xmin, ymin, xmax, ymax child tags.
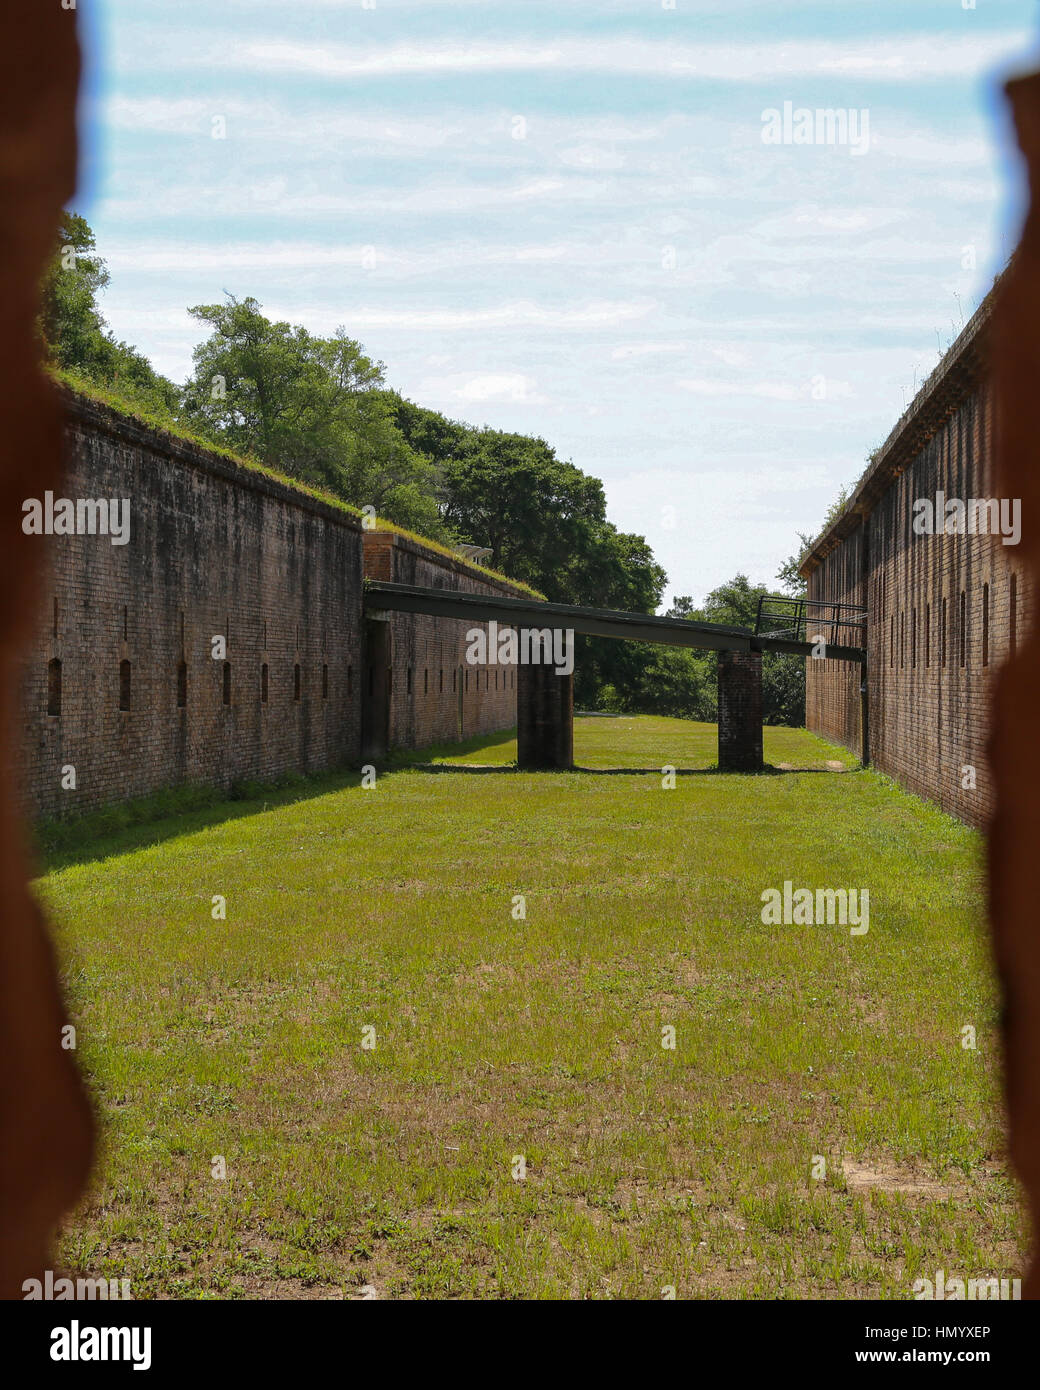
<box><xmin>362</xmin><ymin>531</ymin><xmax>520</xmax><ymax>750</ymax></box>
<box><xmin>804</xmin><ymin>296</ymin><xmax>1034</xmax><ymax>827</ymax></box>
<box><xmin>803</xmin><ymin>528</ymin><xmax>865</xmax><ymax>754</ymax></box>
<box><xmin>21</xmin><ymin>390</ymin><xmax>364</xmax><ymax>818</ymax></box>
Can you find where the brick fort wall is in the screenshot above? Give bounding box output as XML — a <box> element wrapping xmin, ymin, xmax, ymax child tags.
<box><xmin>19</xmin><ymin>389</ymin><xmax>366</xmax><ymax>819</ymax></box>
<box><xmin>362</xmin><ymin>530</ymin><xmax>520</xmax><ymax>751</ymax></box>
<box><xmin>802</xmin><ymin>291</ymin><xmax>1033</xmax><ymax>827</ymax></box>
<box><xmin>20</xmin><ymin>391</ymin><xmax>528</xmax><ymax>820</ymax></box>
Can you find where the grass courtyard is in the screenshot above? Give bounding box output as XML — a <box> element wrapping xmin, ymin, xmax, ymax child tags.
<box><xmin>39</xmin><ymin>716</ymin><xmax>1023</xmax><ymax>1299</ymax></box>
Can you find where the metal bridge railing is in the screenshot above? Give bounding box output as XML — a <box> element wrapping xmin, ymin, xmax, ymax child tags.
<box><xmin>754</xmin><ymin>595</ymin><xmax>867</xmax><ymax>648</ymax></box>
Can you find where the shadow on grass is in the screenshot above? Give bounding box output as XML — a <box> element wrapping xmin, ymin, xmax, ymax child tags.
<box><xmin>36</xmin><ymin>728</ymin><xmax>524</xmax><ymax>873</ymax></box>
<box><xmin>413</xmin><ymin>763</ymin><xmax>857</xmax><ymax>776</ymax></box>
<box><xmin>384</xmin><ymin>727</ymin><xmax>519</xmax><ymax>768</ymax></box>
<box><xmin>36</xmin><ymin>719</ymin><xmax>858</xmax><ymax>874</ymax></box>
<box><xmin>36</xmin><ymin>769</ymin><xmax>367</xmax><ymax>874</ymax></box>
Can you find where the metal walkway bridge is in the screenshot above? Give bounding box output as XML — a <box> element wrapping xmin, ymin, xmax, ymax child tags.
<box><xmin>362</xmin><ymin>581</ymin><xmax>867</xmax><ymax>773</ymax></box>
<box><xmin>364</xmin><ymin>582</ymin><xmax>867</xmax><ymax>663</ymax></box>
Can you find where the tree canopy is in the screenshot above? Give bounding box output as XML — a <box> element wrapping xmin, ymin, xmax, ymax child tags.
<box><xmin>38</xmin><ymin>212</ymin><xmax>810</xmax><ymax>724</ymax></box>
<box><xmin>40</xmin><ymin>212</ymin><xmax>180</xmax><ymax>415</ymax></box>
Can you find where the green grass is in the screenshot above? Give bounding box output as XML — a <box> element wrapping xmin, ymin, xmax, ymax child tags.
<box><xmin>40</xmin><ymin>717</ymin><xmax>1021</xmax><ymax>1300</ymax></box>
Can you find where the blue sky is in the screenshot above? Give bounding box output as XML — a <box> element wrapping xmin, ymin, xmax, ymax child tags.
<box><xmin>75</xmin><ymin>0</ymin><xmax>1038</xmax><ymax>605</ymax></box>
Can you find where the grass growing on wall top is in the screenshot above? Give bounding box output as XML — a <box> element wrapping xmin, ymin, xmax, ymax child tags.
<box><xmin>371</xmin><ymin>517</ymin><xmax>547</xmax><ymax>599</ymax></box>
<box><xmin>54</xmin><ymin>367</ymin><xmax>366</xmax><ymax>520</ymax></box>
<box><xmin>40</xmin><ymin>716</ymin><xmax>1017</xmax><ymax>1300</ymax></box>
<box><xmin>53</xmin><ymin>369</ymin><xmax>542</xmax><ymax>595</ymax></box>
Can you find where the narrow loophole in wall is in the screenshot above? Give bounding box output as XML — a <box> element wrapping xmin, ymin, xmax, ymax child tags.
<box><xmin>925</xmin><ymin>604</ymin><xmax>931</xmax><ymax>668</ymax></box>
<box><xmin>982</xmin><ymin>583</ymin><xmax>990</xmax><ymax>667</ymax></box>
<box><xmin>452</xmin><ymin>668</ymin><xmax>457</xmax><ymax>693</ymax></box>
<box><xmin>322</xmin><ymin>663</ymin><xmax>328</xmax><ymax>699</ymax></box>
<box><xmin>122</xmin><ymin>605</ymin><xmax>128</xmax><ymax>642</ymax></box>
<box><xmin>177</xmin><ymin>660</ymin><xmax>187</xmax><ymax>709</ymax></box>
<box><xmin>293</xmin><ymin>663</ymin><xmax>301</xmax><ymax>701</ymax></box>
<box><xmin>261</xmin><ymin>662</ymin><xmax>269</xmax><ymax>704</ymax></box>
<box><xmin>889</xmin><ymin>615</ymin><xmax>894</xmax><ymax>667</ymax></box>
<box><xmin>1010</xmin><ymin>573</ymin><xmax>1018</xmax><ymax>657</ymax></box>
<box><xmin>959</xmin><ymin>590</ymin><xmax>966</xmax><ymax>668</ymax></box>
<box><xmin>465</xmin><ymin>670</ymin><xmax>469</xmax><ymax>692</ymax></box>
<box><xmin>222</xmin><ymin>661</ymin><xmax>231</xmax><ymax>706</ymax></box>
<box><xmin>941</xmin><ymin>597</ymin><xmax>948</xmax><ymax>668</ymax></box>
<box><xmin>899</xmin><ymin>612</ymin><xmax>905</xmax><ymax>669</ymax></box>
<box><xmin>47</xmin><ymin>657</ymin><xmax>61</xmax><ymax>717</ymax></box>
<box><xmin>439</xmin><ymin>668</ymin><xmax>443</xmax><ymax>693</ymax></box>
<box><xmin>347</xmin><ymin>665</ymin><xmax>353</xmax><ymax>697</ymax></box>
<box><xmin>119</xmin><ymin>659</ymin><xmax>132</xmax><ymax>711</ymax></box>
<box><xmin>407</xmin><ymin>667</ymin><xmax>412</xmax><ymax>695</ymax></box>
<box><xmin>423</xmin><ymin>668</ymin><xmax>428</xmax><ymax>695</ymax></box>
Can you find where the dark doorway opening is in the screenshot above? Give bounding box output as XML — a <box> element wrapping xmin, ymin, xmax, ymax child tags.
<box><xmin>362</xmin><ymin>619</ymin><xmax>391</xmax><ymax>761</ymax></box>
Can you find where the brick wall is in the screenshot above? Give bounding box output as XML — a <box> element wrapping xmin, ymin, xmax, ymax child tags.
<box><xmin>718</xmin><ymin>650</ymin><xmax>763</xmax><ymax>771</ymax></box>
<box><xmin>803</xmin><ymin>292</ymin><xmax>1034</xmax><ymax>827</ymax></box>
<box><xmin>21</xmin><ymin>389</ymin><xmax>365</xmax><ymax>818</ymax></box>
<box><xmin>803</xmin><ymin>528</ymin><xmax>865</xmax><ymax>755</ymax></box>
<box><xmin>362</xmin><ymin>530</ymin><xmax>520</xmax><ymax>751</ymax></box>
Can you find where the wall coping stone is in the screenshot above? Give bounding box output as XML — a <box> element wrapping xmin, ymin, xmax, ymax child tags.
<box><xmin>364</xmin><ymin>528</ymin><xmax>536</xmax><ymax>600</ymax></box>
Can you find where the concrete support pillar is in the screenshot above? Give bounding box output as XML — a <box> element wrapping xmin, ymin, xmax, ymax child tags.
<box><xmin>517</xmin><ymin>663</ymin><xmax>573</xmax><ymax>770</ymax></box>
<box><xmin>717</xmin><ymin>650</ymin><xmax>763</xmax><ymax>772</ymax></box>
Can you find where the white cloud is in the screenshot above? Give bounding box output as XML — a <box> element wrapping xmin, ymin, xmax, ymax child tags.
<box><xmin>447</xmin><ymin>373</ymin><xmax>544</xmax><ymax>404</ymax></box>
<box><xmin>198</xmin><ymin>32</ymin><xmax>1033</xmax><ymax>83</ymax></box>
<box><xmin>605</xmin><ymin>461</ymin><xmax>842</xmax><ymax>604</ymax></box>
<box><xmin>265</xmin><ymin>299</ymin><xmax>656</xmax><ymax>333</ymax></box>
<box><xmin>100</xmin><ymin>176</ymin><xmax>614</xmax><ymax>220</ymax></box>
<box><xmin>610</xmin><ymin>342</ymin><xmax>690</xmax><ymax>360</ymax></box>
<box><xmin>557</xmin><ymin>144</ymin><xmax>627</xmax><ymax>171</ymax></box>
<box><xmin>678</xmin><ymin>378</ymin><xmax>805</xmax><ymax>401</ymax></box>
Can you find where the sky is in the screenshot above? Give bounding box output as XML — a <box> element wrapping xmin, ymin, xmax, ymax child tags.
<box><xmin>75</xmin><ymin>0</ymin><xmax>1039</xmax><ymax>607</ymax></box>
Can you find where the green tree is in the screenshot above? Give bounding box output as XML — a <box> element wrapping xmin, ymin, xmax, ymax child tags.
<box><xmin>182</xmin><ymin>296</ymin><xmax>446</xmax><ymax>535</ymax></box>
<box><xmin>39</xmin><ymin>212</ymin><xmax>181</xmax><ymax>415</ymax></box>
<box><xmin>623</xmin><ymin>574</ymin><xmax>805</xmax><ymax>726</ymax></box>
<box><xmin>776</xmin><ymin>539</ymin><xmax>810</xmax><ymax>599</ymax></box>
<box><xmin>39</xmin><ymin>212</ymin><xmax>109</xmax><ymax>371</ymax></box>
<box><xmin>701</xmin><ymin>574</ymin><xmax>804</xmax><ymax>726</ymax></box>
